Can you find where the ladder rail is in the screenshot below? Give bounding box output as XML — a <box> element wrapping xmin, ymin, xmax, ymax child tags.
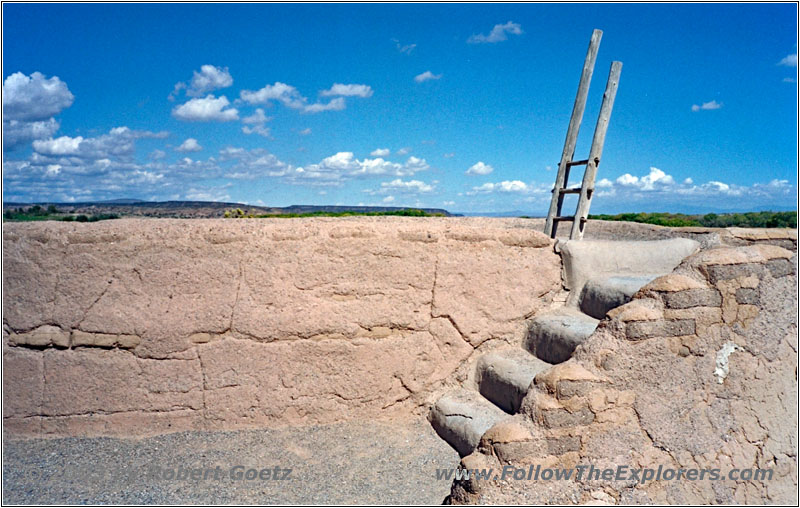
<box><xmin>543</xmin><ymin>29</ymin><xmax>602</xmax><ymax>239</ymax></box>
<box><xmin>570</xmin><ymin>61</ymin><xmax>623</xmax><ymax>240</ymax></box>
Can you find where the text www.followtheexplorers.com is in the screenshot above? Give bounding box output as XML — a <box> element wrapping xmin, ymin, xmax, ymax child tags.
<box><xmin>435</xmin><ymin>465</ymin><xmax>774</xmax><ymax>484</ymax></box>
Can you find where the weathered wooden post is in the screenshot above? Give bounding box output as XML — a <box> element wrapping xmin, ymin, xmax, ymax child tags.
<box><xmin>544</xmin><ymin>30</ymin><xmax>622</xmax><ymax>240</ymax></box>
<box><xmin>570</xmin><ymin>61</ymin><xmax>622</xmax><ymax>240</ymax></box>
<box><xmin>544</xmin><ymin>29</ymin><xmax>602</xmax><ymax>238</ymax></box>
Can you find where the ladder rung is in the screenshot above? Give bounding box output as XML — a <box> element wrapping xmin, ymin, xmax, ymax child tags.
<box><xmin>553</xmin><ymin>216</ymin><xmax>587</xmax><ymax>223</ymax></box>
<box><xmin>566</xmin><ymin>159</ymin><xmax>589</xmax><ymax>167</ymax></box>
<box><xmin>558</xmin><ymin>188</ymin><xmax>582</xmax><ymax>194</ymax></box>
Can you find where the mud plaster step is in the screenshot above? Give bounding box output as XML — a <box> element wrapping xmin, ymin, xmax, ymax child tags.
<box><xmin>476</xmin><ymin>348</ymin><xmax>553</xmax><ymax>414</ymax></box>
<box><xmin>579</xmin><ymin>274</ymin><xmax>660</xmax><ymax>320</ymax></box>
<box><xmin>428</xmin><ymin>389</ymin><xmax>508</xmax><ymax>457</ymax></box>
<box><xmin>524</xmin><ymin>308</ymin><xmax>599</xmax><ymax>364</ymax></box>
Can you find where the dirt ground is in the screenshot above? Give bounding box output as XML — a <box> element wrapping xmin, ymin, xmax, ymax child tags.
<box><xmin>2</xmin><ymin>417</ymin><xmax>458</xmax><ymax>504</ymax></box>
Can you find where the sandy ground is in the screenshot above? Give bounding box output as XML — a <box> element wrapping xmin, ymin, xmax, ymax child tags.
<box><xmin>2</xmin><ymin>418</ymin><xmax>459</xmax><ymax>504</ymax></box>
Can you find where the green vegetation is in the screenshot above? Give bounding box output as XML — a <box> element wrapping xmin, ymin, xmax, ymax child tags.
<box><xmin>588</xmin><ymin>211</ymin><xmax>796</xmax><ymax>229</ymax></box>
<box><xmin>3</xmin><ymin>205</ymin><xmax>119</xmax><ymax>223</ymax></box>
<box><xmin>224</xmin><ymin>208</ymin><xmax>445</xmax><ymax>218</ymax></box>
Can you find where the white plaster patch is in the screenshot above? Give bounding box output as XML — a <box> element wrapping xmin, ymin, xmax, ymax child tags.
<box><xmin>714</xmin><ymin>341</ymin><xmax>744</xmax><ymax>384</ymax></box>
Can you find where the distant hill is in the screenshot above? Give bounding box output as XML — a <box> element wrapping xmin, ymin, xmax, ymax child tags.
<box><xmin>2</xmin><ymin>200</ymin><xmax>457</xmax><ymax>219</ymax></box>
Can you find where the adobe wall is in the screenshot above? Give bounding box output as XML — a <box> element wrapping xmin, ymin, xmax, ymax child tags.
<box><xmin>2</xmin><ymin>217</ymin><xmax>561</xmax><ymax>437</ymax></box>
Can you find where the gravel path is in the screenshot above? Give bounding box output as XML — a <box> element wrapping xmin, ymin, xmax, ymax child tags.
<box><xmin>3</xmin><ymin>418</ymin><xmax>459</xmax><ymax>504</ymax></box>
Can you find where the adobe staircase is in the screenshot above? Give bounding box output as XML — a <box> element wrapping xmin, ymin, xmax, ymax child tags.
<box><xmin>427</xmin><ymin>238</ymin><xmax>700</xmax><ymax>456</ymax></box>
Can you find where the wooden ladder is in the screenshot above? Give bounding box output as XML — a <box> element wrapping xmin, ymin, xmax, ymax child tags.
<box><xmin>544</xmin><ymin>29</ymin><xmax>622</xmax><ymax>240</ymax></box>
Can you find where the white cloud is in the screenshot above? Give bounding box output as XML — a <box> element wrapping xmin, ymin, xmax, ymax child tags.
<box><xmin>616</xmin><ymin>173</ymin><xmax>639</xmax><ymax>186</ymax></box>
<box><xmin>303</xmin><ymin>97</ymin><xmax>345</xmax><ymax>113</ymax></box>
<box><xmin>691</xmin><ymin>100</ymin><xmax>722</xmax><ymax>112</ymax></box>
<box><xmin>292</xmin><ymin>152</ymin><xmax>429</xmax><ymax>184</ymax></box>
<box><xmin>242</xmin><ymin>124</ymin><xmax>272</xmax><ymax>138</ymax></box>
<box><xmin>597</xmin><ymin>167</ymin><xmax>790</xmax><ymax>203</ymax></box>
<box><xmin>397</xmin><ymin>147</ymin><xmax>411</xmax><ymax>155</ymax></box>
<box><xmin>172</xmin><ymin>95</ymin><xmax>239</xmax><ymax>122</ymax></box>
<box><xmin>778</xmin><ymin>53</ymin><xmax>797</xmax><ymax>67</ymax></box>
<box><xmin>443</xmin><ymin>152</ymin><xmax>455</xmax><ymax>158</ymax></box>
<box><xmin>467</xmin><ymin>21</ymin><xmax>523</xmax><ymax>44</ymax></box>
<box><xmin>299</xmin><ymin>128</ymin><xmax>312</xmax><ymax>136</ymax></box>
<box><xmin>468</xmin><ymin>180</ymin><xmax>530</xmax><ymax>195</ymax></box>
<box><xmin>33</xmin><ymin>135</ymin><xmax>84</xmax><ymax>155</ymax></box>
<box><xmin>371</xmin><ymin>148</ymin><xmax>391</xmax><ymax>157</ymax></box>
<box><xmin>383</xmin><ymin>196</ymin><xmax>395</xmax><ymax>203</ymax></box>
<box><xmin>241</xmin><ymin>82</ymin><xmax>365</xmax><ymax>113</ymax></box>
<box><xmin>176</xmin><ymin>138</ymin><xmax>202</xmax><ymax>152</ymax></box>
<box><xmin>783</xmin><ymin>77</ymin><xmax>797</xmax><ymax>84</ymax></box>
<box><xmin>188</xmin><ymin>65</ymin><xmax>233</xmax><ymax>96</ymax></box>
<box><xmin>414</xmin><ymin>71</ymin><xmax>442</xmax><ymax>83</ymax></box>
<box><xmin>241</xmin><ymin>108</ymin><xmax>272</xmax><ymax>137</ymax></box>
<box><xmin>240</xmin><ymin>82</ymin><xmax>306</xmax><ymax>109</ymax></box>
<box><xmin>2</xmin><ymin>72</ymin><xmax>74</xmax><ymax>151</ymax></box>
<box><xmin>320</xmin><ymin>83</ymin><xmax>373</xmax><ymax>97</ymax></box>
<box><xmin>242</xmin><ymin>108</ymin><xmax>271</xmax><ymax>124</ymax></box>
<box><xmin>380</xmin><ymin>178</ymin><xmax>434</xmax><ymax>193</ymax></box>
<box><xmin>32</xmin><ymin>126</ymin><xmax>167</xmax><ymax>159</ymax></box>
<box><xmin>3</xmin><ymin>118</ymin><xmax>60</xmax><ymax>151</ymax></box>
<box><xmin>3</xmin><ymin>71</ymin><xmax>74</xmax><ymax>121</ymax></box>
<box><xmin>640</xmin><ymin>167</ymin><xmax>674</xmax><ymax>189</ymax></box>
<box><xmin>596</xmin><ymin>178</ymin><xmax>613</xmax><ymax>188</ymax></box>
<box><xmin>466</xmin><ymin>161</ymin><xmax>494</xmax><ymax>175</ymax></box>
<box><xmin>150</xmin><ymin>149</ymin><xmax>167</xmax><ymax>160</ymax></box>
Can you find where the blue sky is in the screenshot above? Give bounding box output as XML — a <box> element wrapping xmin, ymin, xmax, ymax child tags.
<box><xmin>2</xmin><ymin>3</ymin><xmax>797</xmax><ymax>214</ymax></box>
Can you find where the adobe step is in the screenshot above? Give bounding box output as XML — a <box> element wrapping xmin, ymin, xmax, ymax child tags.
<box><xmin>579</xmin><ymin>274</ymin><xmax>660</xmax><ymax>319</ymax></box>
<box><xmin>476</xmin><ymin>348</ymin><xmax>552</xmax><ymax>414</ymax></box>
<box><xmin>524</xmin><ymin>308</ymin><xmax>599</xmax><ymax>364</ymax></box>
<box><xmin>428</xmin><ymin>389</ymin><xmax>508</xmax><ymax>457</ymax></box>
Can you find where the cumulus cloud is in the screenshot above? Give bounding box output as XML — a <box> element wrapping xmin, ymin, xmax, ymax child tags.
<box><xmin>467</xmin><ymin>21</ymin><xmax>523</xmax><ymax>44</ymax></box>
<box><xmin>242</xmin><ymin>108</ymin><xmax>271</xmax><ymax>125</ymax></box>
<box><xmin>466</xmin><ymin>161</ymin><xmax>494</xmax><ymax>175</ymax></box>
<box><xmin>3</xmin><ymin>118</ymin><xmax>60</xmax><ymax>151</ymax></box>
<box><xmin>291</xmin><ymin>152</ymin><xmax>429</xmax><ymax>185</ymax></box>
<box><xmin>320</xmin><ymin>83</ymin><xmax>373</xmax><ymax>97</ymax></box>
<box><xmin>241</xmin><ymin>82</ymin><xmax>367</xmax><ymax>114</ymax></box>
<box><xmin>32</xmin><ymin>126</ymin><xmax>167</xmax><ymax>160</ymax></box>
<box><xmin>170</xmin><ymin>65</ymin><xmax>233</xmax><ymax>100</ymax></box>
<box><xmin>691</xmin><ymin>100</ymin><xmax>722</xmax><ymax>112</ymax></box>
<box><xmin>2</xmin><ymin>72</ymin><xmax>75</xmax><ymax>150</ymax></box>
<box><xmin>380</xmin><ymin>178</ymin><xmax>434</xmax><ymax>193</ymax></box>
<box><xmin>615</xmin><ymin>167</ymin><xmax>674</xmax><ymax>190</ymax></box>
<box><xmin>468</xmin><ymin>180</ymin><xmax>530</xmax><ymax>195</ymax></box>
<box><xmin>240</xmin><ymin>82</ymin><xmax>306</xmax><ymax>109</ymax></box>
<box><xmin>414</xmin><ymin>71</ymin><xmax>442</xmax><ymax>83</ymax></box>
<box><xmin>778</xmin><ymin>53</ymin><xmax>797</xmax><ymax>67</ymax></box>
<box><xmin>240</xmin><ymin>108</ymin><xmax>272</xmax><ymax>137</ymax></box>
<box><xmin>303</xmin><ymin>97</ymin><xmax>346</xmax><ymax>113</ymax></box>
<box><xmin>176</xmin><ymin>138</ymin><xmax>202</xmax><ymax>152</ymax></box>
<box><xmin>242</xmin><ymin>124</ymin><xmax>271</xmax><ymax>137</ymax></box>
<box><xmin>3</xmin><ymin>71</ymin><xmax>74</xmax><ymax>121</ymax></box>
<box><xmin>371</xmin><ymin>148</ymin><xmax>391</xmax><ymax>157</ymax></box>
<box><xmin>591</xmin><ymin>167</ymin><xmax>796</xmax><ymax>209</ymax></box>
<box><xmin>150</xmin><ymin>149</ymin><xmax>167</xmax><ymax>160</ymax></box>
<box><xmin>172</xmin><ymin>95</ymin><xmax>239</xmax><ymax>122</ymax></box>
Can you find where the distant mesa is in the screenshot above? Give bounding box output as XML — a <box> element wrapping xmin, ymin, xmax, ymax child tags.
<box><xmin>2</xmin><ymin>200</ymin><xmax>458</xmax><ymax>218</ymax></box>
